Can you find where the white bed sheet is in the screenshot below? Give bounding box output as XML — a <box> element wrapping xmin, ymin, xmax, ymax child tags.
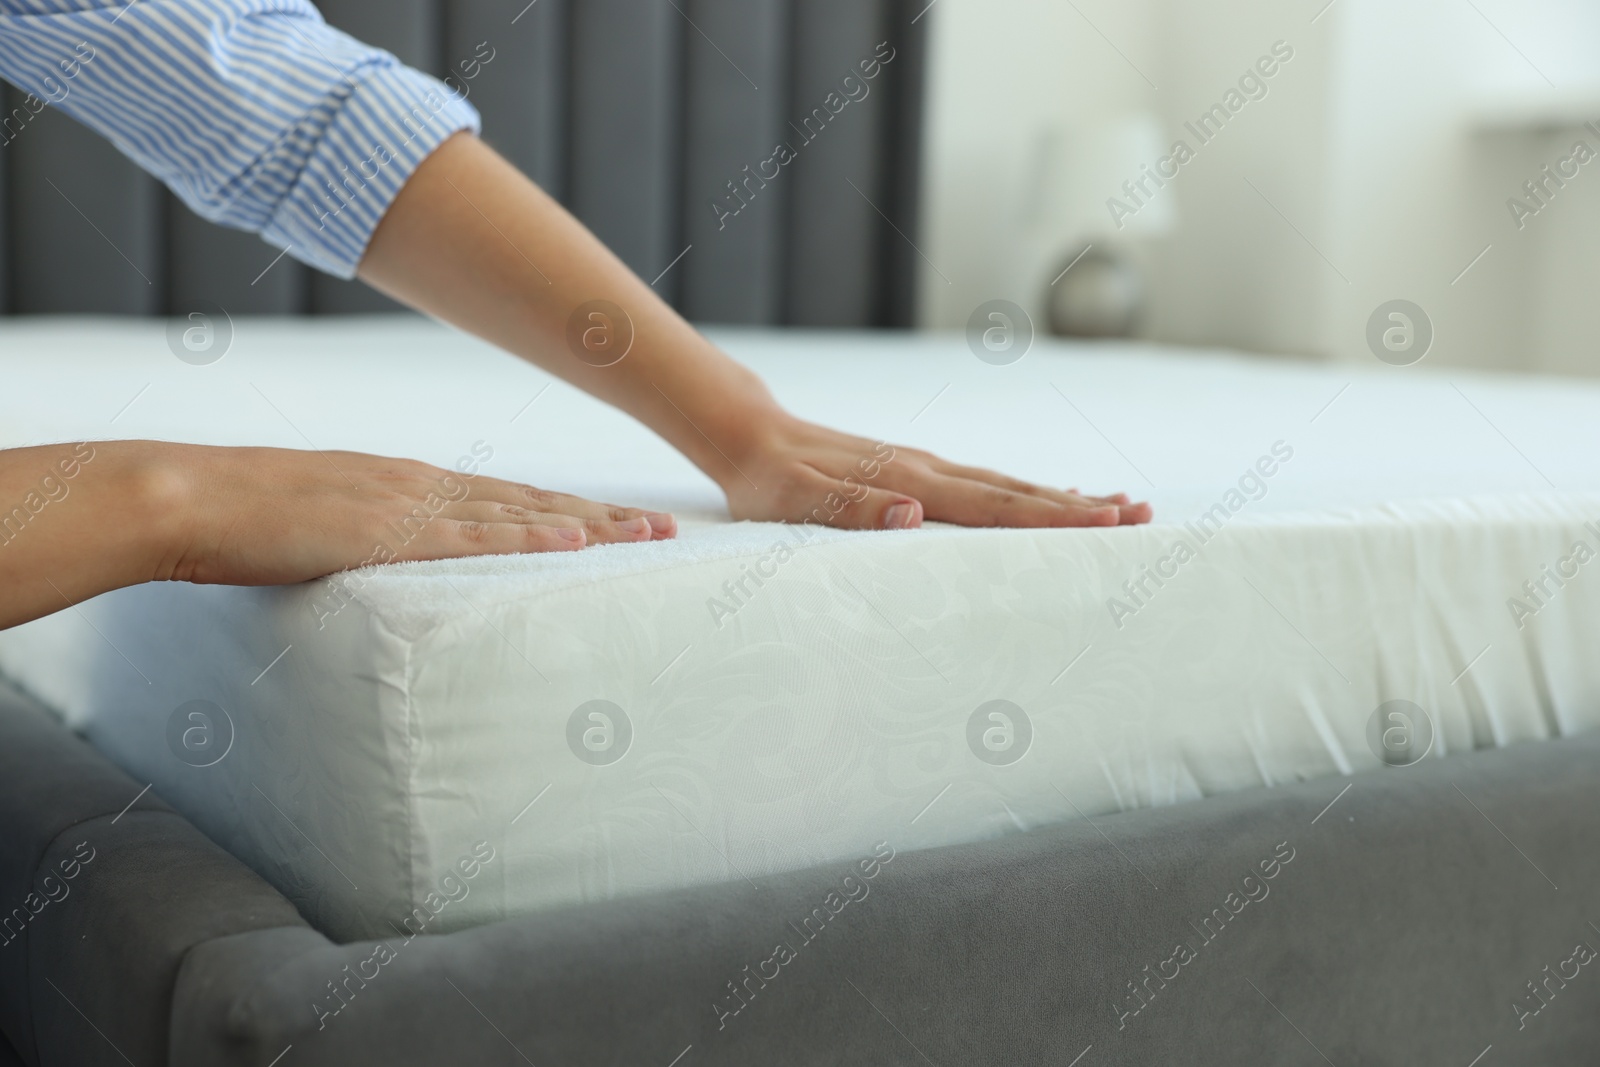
<box><xmin>3</xmin><ymin>317</ymin><xmax>1599</xmax><ymax>940</ymax></box>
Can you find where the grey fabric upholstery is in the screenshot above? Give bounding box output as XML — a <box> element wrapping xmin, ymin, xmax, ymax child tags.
<box><xmin>0</xmin><ymin>684</ymin><xmax>169</xmax><ymax>1064</ymax></box>
<box><xmin>2</xmin><ymin>100</ymin><xmax>163</xmax><ymax>315</ymax></box>
<box><xmin>566</xmin><ymin>0</ymin><xmax>684</xmax><ymax>304</ymax></box>
<box><xmin>0</xmin><ymin>0</ymin><xmax>928</xmax><ymax>325</ymax></box>
<box><xmin>27</xmin><ymin>813</ymin><xmax>309</xmax><ymax>1067</ymax></box>
<box><xmin>784</xmin><ymin>0</ymin><xmax>892</xmax><ymax>327</ymax></box>
<box><xmin>879</xmin><ymin>0</ymin><xmax>928</xmax><ymax>328</ymax></box>
<box><xmin>445</xmin><ymin>0</ymin><xmax>567</xmax><ymax>198</ymax></box>
<box><xmin>167</xmin><ymin>195</ymin><xmax>310</xmax><ymax>315</ymax></box>
<box><xmin>0</xmin><ymin>682</ymin><xmax>307</xmax><ymax>1067</ymax></box>
<box><xmin>167</xmin><ymin>731</ymin><xmax>1600</xmax><ymax>1065</ymax></box>
<box><xmin>8</xmin><ymin>669</ymin><xmax>1596</xmax><ymax>1065</ymax></box>
<box><xmin>0</xmin><ymin>127</ymin><xmax>7</xmax><ymax>315</ymax></box>
<box><xmin>678</xmin><ymin>0</ymin><xmax>788</xmax><ymax>324</ymax></box>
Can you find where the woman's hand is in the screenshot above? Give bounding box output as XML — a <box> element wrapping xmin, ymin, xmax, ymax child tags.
<box><xmin>358</xmin><ymin>134</ymin><xmax>1154</xmax><ymax>536</ymax></box>
<box><xmin>0</xmin><ymin>441</ymin><xmax>673</xmax><ymax>631</ymax></box>
<box><xmin>719</xmin><ymin>413</ymin><xmax>1154</xmax><ymax>531</ymax></box>
<box><xmin>158</xmin><ymin>443</ymin><xmax>674</xmax><ymax>587</ymax></box>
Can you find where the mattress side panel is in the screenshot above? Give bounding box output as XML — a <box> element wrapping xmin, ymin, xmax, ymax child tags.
<box><xmin>0</xmin><ymin>580</ymin><xmax>418</xmax><ymax>942</ymax></box>
<box><xmin>396</xmin><ymin>497</ymin><xmax>1600</xmax><ymax>929</ymax></box>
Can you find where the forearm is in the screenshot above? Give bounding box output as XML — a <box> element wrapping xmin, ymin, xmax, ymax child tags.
<box><xmin>0</xmin><ymin>443</ymin><xmax>174</xmax><ymax>630</ymax></box>
<box><xmin>0</xmin><ymin>438</ymin><xmax>680</xmax><ymax>631</ymax></box>
<box><xmin>357</xmin><ymin>133</ymin><xmax>785</xmax><ymax>491</ymax></box>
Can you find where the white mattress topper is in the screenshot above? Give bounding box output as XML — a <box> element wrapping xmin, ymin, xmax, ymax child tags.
<box><xmin>3</xmin><ymin>318</ymin><xmax>1599</xmax><ymax>940</ymax></box>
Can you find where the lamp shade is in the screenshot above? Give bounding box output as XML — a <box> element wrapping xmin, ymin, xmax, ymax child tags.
<box><xmin>1029</xmin><ymin>114</ymin><xmax>1177</xmax><ymax>239</ymax></box>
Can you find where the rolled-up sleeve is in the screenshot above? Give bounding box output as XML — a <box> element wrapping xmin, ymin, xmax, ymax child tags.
<box><xmin>0</xmin><ymin>0</ymin><xmax>480</xmax><ymax>277</ymax></box>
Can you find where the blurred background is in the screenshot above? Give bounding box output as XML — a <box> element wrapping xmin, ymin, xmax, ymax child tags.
<box><xmin>921</xmin><ymin>0</ymin><xmax>1600</xmax><ymax>376</ymax></box>
<box><xmin>2</xmin><ymin>0</ymin><xmax>1598</xmax><ymax>374</ymax></box>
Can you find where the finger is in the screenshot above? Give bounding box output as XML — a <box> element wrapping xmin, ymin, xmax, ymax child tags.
<box><xmin>395</xmin><ymin>519</ymin><xmax>587</xmax><ymax>561</ymax></box>
<box><xmin>1030</xmin><ymin>492</ymin><xmax>1150</xmax><ymax>525</ymax></box>
<box><xmin>783</xmin><ymin>467</ymin><xmax>923</xmax><ymax>531</ymax></box>
<box><xmin>640</xmin><ymin>511</ymin><xmax>677</xmax><ymax>539</ymax></box>
<box><xmin>929</xmin><ymin>459</ymin><xmax>1138</xmax><ymax>512</ymax></box>
<box><xmin>1054</xmin><ymin>490</ymin><xmax>1136</xmax><ymax>510</ymax></box>
<box><xmin>1114</xmin><ymin>501</ymin><xmax>1154</xmax><ymax>524</ymax></box>
<box><xmin>910</xmin><ymin>472</ymin><xmax>1120</xmax><ymax>528</ymax></box>
<box><xmin>459</xmin><ymin>476</ymin><xmax>676</xmax><ymax>540</ymax></box>
<box><xmin>1063</xmin><ymin>488</ymin><xmax>1131</xmax><ymax>507</ymax></box>
<box><xmin>445</xmin><ymin>501</ymin><xmax>653</xmax><ymax>545</ymax></box>
<box><xmin>926</xmin><ymin>459</ymin><xmax>1051</xmax><ymax>498</ymax></box>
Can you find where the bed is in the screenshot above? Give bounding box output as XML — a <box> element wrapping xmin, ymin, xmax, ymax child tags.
<box><xmin>3</xmin><ymin>318</ymin><xmax>1600</xmax><ymax>1064</ymax></box>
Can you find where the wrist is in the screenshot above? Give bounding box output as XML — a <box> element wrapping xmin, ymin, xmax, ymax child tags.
<box><xmin>696</xmin><ymin>382</ymin><xmax>796</xmax><ymax>494</ymax></box>
<box><xmin>643</xmin><ymin>351</ymin><xmax>794</xmax><ymax>493</ymax></box>
<box><xmin>116</xmin><ymin>442</ymin><xmax>203</xmax><ymax>583</ymax></box>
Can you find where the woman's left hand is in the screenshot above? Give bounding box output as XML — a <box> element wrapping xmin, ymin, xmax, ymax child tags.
<box><xmin>720</xmin><ymin>413</ymin><xmax>1154</xmax><ymax>532</ymax></box>
<box><xmin>358</xmin><ymin>136</ymin><xmax>1155</xmax><ymax>536</ymax></box>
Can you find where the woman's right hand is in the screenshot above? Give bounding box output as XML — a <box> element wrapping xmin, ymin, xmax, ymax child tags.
<box><xmin>0</xmin><ymin>440</ymin><xmax>675</xmax><ymax>631</ymax></box>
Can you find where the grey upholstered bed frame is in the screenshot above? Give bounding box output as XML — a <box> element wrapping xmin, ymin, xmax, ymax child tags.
<box><xmin>4</xmin><ymin>674</ymin><xmax>1599</xmax><ymax>1065</ymax></box>
<box><xmin>0</xmin><ymin>0</ymin><xmax>926</xmax><ymax>326</ymax></box>
<box><xmin>4</xmin><ymin>5</ymin><xmax>1600</xmax><ymax>1062</ymax></box>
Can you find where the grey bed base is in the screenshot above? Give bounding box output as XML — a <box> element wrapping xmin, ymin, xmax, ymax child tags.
<box><xmin>4</xmin><ymin>677</ymin><xmax>1600</xmax><ymax>1066</ymax></box>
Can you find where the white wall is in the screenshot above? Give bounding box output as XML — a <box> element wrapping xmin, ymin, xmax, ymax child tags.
<box><xmin>1315</xmin><ymin>0</ymin><xmax>1600</xmax><ymax>372</ymax></box>
<box><xmin>1139</xmin><ymin>0</ymin><xmax>1335</xmax><ymax>357</ymax></box>
<box><xmin>919</xmin><ymin>0</ymin><xmax>1600</xmax><ymax>375</ymax></box>
<box><xmin>917</xmin><ymin>0</ymin><xmax>1158</xmax><ymax>331</ymax></box>
<box><xmin>1528</xmin><ymin>131</ymin><xmax>1600</xmax><ymax>376</ymax></box>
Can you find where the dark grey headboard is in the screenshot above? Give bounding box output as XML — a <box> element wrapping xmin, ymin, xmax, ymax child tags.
<box><xmin>0</xmin><ymin>0</ymin><xmax>926</xmax><ymax>326</ymax></box>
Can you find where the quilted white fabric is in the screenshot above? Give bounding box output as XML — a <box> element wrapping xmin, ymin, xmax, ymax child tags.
<box><xmin>2</xmin><ymin>318</ymin><xmax>1598</xmax><ymax>940</ymax></box>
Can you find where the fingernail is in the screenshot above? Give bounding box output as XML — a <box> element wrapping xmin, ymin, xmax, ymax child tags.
<box><xmin>618</xmin><ymin>517</ymin><xmax>650</xmax><ymax>535</ymax></box>
<box><xmin>556</xmin><ymin>528</ymin><xmax>585</xmax><ymax>544</ymax></box>
<box><xmin>884</xmin><ymin>502</ymin><xmax>920</xmax><ymax>530</ymax></box>
<box><xmin>644</xmin><ymin>511</ymin><xmax>677</xmax><ymax>535</ymax></box>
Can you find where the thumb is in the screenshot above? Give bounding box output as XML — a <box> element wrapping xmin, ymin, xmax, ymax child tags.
<box><xmin>803</xmin><ymin>479</ymin><xmax>924</xmax><ymax>531</ymax></box>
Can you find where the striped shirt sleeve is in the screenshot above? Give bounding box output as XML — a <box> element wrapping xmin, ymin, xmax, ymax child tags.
<box><xmin>0</xmin><ymin>0</ymin><xmax>481</xmax><ymax>278</ymax></box>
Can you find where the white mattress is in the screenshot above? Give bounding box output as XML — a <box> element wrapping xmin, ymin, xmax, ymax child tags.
<box><xmin>4</xmin><ymin>317</ymin><xmax>1600</xmax><ymax>941</ymax></box>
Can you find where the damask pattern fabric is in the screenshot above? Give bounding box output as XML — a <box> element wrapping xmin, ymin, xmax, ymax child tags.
<box><xmin>3</xmin><ymin>321</ymin><xmax>1598</xmax><ymax>940</ymax></box>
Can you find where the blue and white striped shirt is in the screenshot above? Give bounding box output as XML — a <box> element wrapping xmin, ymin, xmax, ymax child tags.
<box><xmin>0</xmin><ymin>0</ymin><xmax>480</xmax><ymax>278</ymax></box>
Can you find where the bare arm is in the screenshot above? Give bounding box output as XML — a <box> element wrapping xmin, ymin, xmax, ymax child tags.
<box><xmin>358</xmin><ymin>133</ymin><xmax>1153</xmax><ymax>533</ymax></box>
<box><xmin>0</xmin><ymin>135</ymin><xmax>1150</xmax><ymax>634</ymax></box>
<box><xmin>0</xmin><ymin>441</ymin><xmax>668</xmax><ymax>631</ymax></box>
